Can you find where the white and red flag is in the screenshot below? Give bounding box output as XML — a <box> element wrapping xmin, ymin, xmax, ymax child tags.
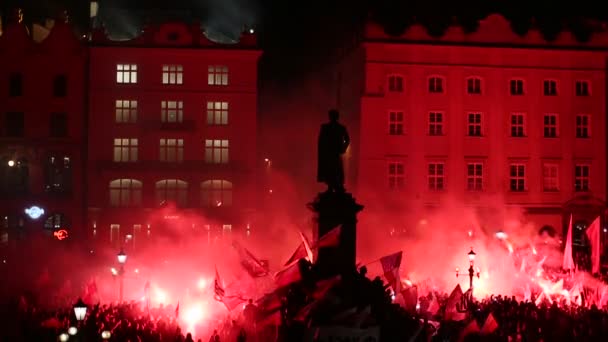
<box><xmin>380</xmin><ymin>251</ymin><xmax>403</xmax><ymax>292</ymax></box>
<box><xmin>480</xmin><ymin>313</ymin><xmax>499</xmax><ymax>335</ymax></box>
<box><xmin>313</xmin><ymin>225</ymin><xmax>341</xmax><ymax>249</ymax></box>
<box><xmin>563</xmin><ymin>214</ymin><xmax>575</xmax><ymax>271</ymax></box>
<box><xmin>586</xmin><ymin>216</ymin><xmax>601</xmax><ymax>274</ymax></box>
<box><xmin>444</xmin><ymin>284</ymin><xmax>467</xmax><ymax>321</ymax></box>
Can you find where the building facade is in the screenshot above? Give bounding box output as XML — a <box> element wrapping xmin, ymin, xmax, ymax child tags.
<box><xmin>0</xmin><ymin>15</ymin><xmax>87</xmax><ymax>246</ymax></box>
<box><xmin>87</xmin><ymin>23</ymin><xmax>260</xmax><ymax>251</ymax></box>
<box><xmin>358</xmin><ymin>14</ymin><xmax>608</xmax><ymax>246</ymax></box>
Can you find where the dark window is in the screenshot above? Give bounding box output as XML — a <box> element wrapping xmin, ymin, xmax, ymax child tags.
<box><xmin>53</xmin><ymin>75</ymin><xmax>67</xmax><ymax>97</ymax></box>
<box><xmin>167</xmin><ymin>32</ymin><xmax>179</xmax><ymax>41</ymax></box>
<box><xmin>45</xmin><ymin>156</ymin><xmax>72</xmax><ymax>194</ymax></box>
<box><xmin>0</xmin><ymin>157</ymin><xmax>29</xmax><ymax>195</ymax></box>
<box><xmin>9</xmin><ymin>73</ymin><xmax>22</xmax><ymax>97</ymax></box>
<box><xmin>50</xmin><ymin>112</ymin><xmax>68</xmax><ymax>137</ymax></box>
<box><xmin>5</xmin><ymin>112</ymin><xmax>24</xmax><ymax>137</ymax></box>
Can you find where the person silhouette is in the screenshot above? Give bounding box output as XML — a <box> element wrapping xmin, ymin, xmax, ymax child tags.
<box><xmin>317</xmin><ymin>109</ymin><xmax>350</xmax><ymax>193</ymax></box>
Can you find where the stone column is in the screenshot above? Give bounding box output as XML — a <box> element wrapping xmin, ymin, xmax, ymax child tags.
<box><xmin>308</xmin><ymin>191</ymin><xmax>363</xmax><ymax>279</ymax></box>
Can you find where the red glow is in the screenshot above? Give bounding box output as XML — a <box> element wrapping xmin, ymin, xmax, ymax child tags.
<box><xmin>53</xmin><ymin>230</ymin><xmax>68</xmax><ymax>240</ymax></box>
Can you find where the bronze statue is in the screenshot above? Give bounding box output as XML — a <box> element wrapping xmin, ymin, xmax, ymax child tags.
<box><xmin>317</xmin><ymin>109</ymin><xmax>350</xmax><ymax>193</ymax></box>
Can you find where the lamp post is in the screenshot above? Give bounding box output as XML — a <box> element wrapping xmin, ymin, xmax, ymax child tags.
<box><xmin>117</xmin><ymin>248</ymin><xmax>127</xmax><ymax>302</ymax></box>
<box><xmin>73</xmin><ymin>298</ymin><xmax>87</xmax><ymax>323</ymax></box>
<box><xmin>456</xmin><ymin>247</ymin><xmax>480</xmax><ymax>291</ymax></box>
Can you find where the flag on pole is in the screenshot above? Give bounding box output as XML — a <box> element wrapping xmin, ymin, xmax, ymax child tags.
<box><xmin>275</xmin><ymin>261</ymin><xmax>302</xmax><ymax>288</ymax></box>
<box><xmin>313</xmin><ymin>225</ymin><xmax>341</xmax><ymax>249</ymax></box>
<box><xmin>457</xmin><ymin>319</ymin><xmax>480</xmax><ymax>342</ymax></box>
<box><xmin>380</xmin><ymin>251</ymin><xmax>403</xmax><ymax>292</ymax></box>
<box><xmin>300</xmin><ymin>231</ymin><xmax>314</xmax><ymax>262</ymax></box>
<box><xmin>586</xmin><ymin>216</ymin><xmax>601</xmax><ymax>274</ymax></box>
<box><xmin>444</xmin><ymin>284</ymin><xmax>466</xmax><ymax>321</ymax></box>
<box><xmin>214</xmin><ymin>267</ymin><xmax>226</xmax><ymax>300</ymax></box>
<box><xmin>480</xmin><ymin>313</ymin><xmax>499</xmax><ymax>335</ymax></box>
<box><xmin>284</xmin><ymin>242</ymin><xmax>308</xmax><ymax>266</ymax></box>
<box><xmin>233</xmin><ymin>241</ymin><xmax>270</xmax><ymax>277</ymax></box>
<box><xmin>563</xmin><ymin>214</ymin><xmax>575</xmax><ymax>271</ymax></box>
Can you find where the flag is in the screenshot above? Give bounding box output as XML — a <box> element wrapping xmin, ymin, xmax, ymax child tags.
<box><xmin>275</xmin><ymin>261</ymin><xmax>302</xmax><ymax>288</ymax></box>
<box><xmin>300</xmin><ymin>231</ymin><xmax>314</xmax><ymax>262</ymax></box>
<box><xmin>311</xmin><ymin>275</ymin><xmax>341</xmax><ymax>300</ymax></box>
<box><xmin>175</xmin><ymin>301</ymin><xmax>179</xmax><ymax>318</ymax></box>
<box><xmin>314</xmin><ymin>225</ymin><xmax>341</xmax><ymax>249</ymax></box>
<box><xmin>284</xmin><ymin>242</ymin><xmax>308</xmax><ymax>266</ymax></box>
<box><xmin>256</xmin><ymin>291</ymin><xmax>282</xmax><ymax>312</ymax></box>
<box><xmin>223</xmin><ymin>295</ymin><xmax>247</xmax><ymax>311</ymax></box>
<box><xmin>457</xmin><ymin>319</ymin><xmax>480</xmax><ymax>342</ymax></box>
<box><xmin>480</xmin><ymin>313</ymin><xmax>498</xmax><ymax>335</ymax></box>
<box><xmin>214</xmin><ymin>267</ymin><xmax>226</xmax><ymax>300</ymax></box>
<box><xmin>401</xmin><ymin>285</ymin><xmax>418</xmax><ymax>313</ymax></box>
<box><xmin>586</xmin><ymin>216</ymin><xmax>601</xmax><ymax>274</ymax></box>
<box><xmin>427</xmin><ymin>295</ymin><xmax>439</xmax><ymax>316</ymax></box>
<box><xmin>563</xmin><ymin>214</ymin><xmax>575</xmax><ymax>270</ymax></box>
<box><xmin>257</xmin><ymin>307</ymin><xmax>282</xmax><ymax>327</ymax></box>
<box><xmin>380</xmin><ymin>251</ymin><xmax>403</xmax><ymax>292</ymax></box>
<box><xmin>444</xmin><ymin>284</ymin><xmax>466</xmax><ymax>321</ymax></box>
<box><xmin>233</xmin><ymin>241</ymin><xmax>270</xmax><ymax>277</ymax></box>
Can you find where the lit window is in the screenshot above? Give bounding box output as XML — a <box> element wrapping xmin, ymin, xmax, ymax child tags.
<box><xmin>543</xmin><ymin>80</ymin><xmax>557</xmax><ymax>96</ymax></box>
<box><xmin>388</xmin><ymin>75</ymin><xmax>403</xmax><ymax>92</ymax></box>
<box><xmin>467</xmin><ymin>112</ymin><xmax>482</xmax><ymax>137</ymax></box>
<box><xmin>388</xmin><ymin>111</ymin><xmax>404</xmax><ymax>135</ymax></box>
<box><xmin>159</xmin><ymin>139</ymin><xmax>184</xmax><ymax>162</ymax></box>
<box><xmin>509</xmin><ymin>164</ymin><xmax>526</xmax><ymax>192</ymax></box>
<box><xmin>510</xmin><ymin>113</ymin><xmax>525</xmax><ymax>137</ymax></box>
<box><xmin>208</xmin><ymin>65</ymin><xmax>229</xmax><ymax>86</ymax></box>
<box><xmin>543</xmin><ymin>114</ymin><xmax>558</xmax><ymax>138</ymax></box>
<box><xmin>575</xmin><ymin>114</ymin><xmax>590</xmax><ymax>138</ymax></box>
<box><xmin>388</xmin><ymin>161</ymin><xmax>404</xmax><ymax>190</ymax></box>
<box><xmin>428</xmin><ymin>162</ymin><xmax>445</xmax><ymax>191</ymax></box>
<box><xmin>45</xmin><ymin>155</ymin><xmax>72</xmax><ymax>193</ymax></box>
<box><xmin>116</xmin><ymin>64</ymin><xmax>137</xmax><ymax>84</ymax></box>
<box><xmin>428</xmin><ymin>77</ymin><xmax>444</xmax><ymax>93</ymax></box>
<box><xmin>162</xmin><ymin>65</ymin><xmax>183</xmax><ymax>85</ymax></box>
<box><xmin>44</xmin><ymin>213</ymin><xmax>66</xmax><ymax>230</ymax></box>
<box><xmin>207</xmin><ymin>101</ymin><xmax>229</xmax><ymax>125</ymax></box>
<box><xmin>115</xmin><ymin>100</ymin><xmax>137</xmax><ymax>123</ymax></box>
<box><xmin>466</xmin><ymin>77</ymin><xmax>481</xmax><ymax>94</ymax></box>
<box><xmin>205</xmin><ymin>139</ymin><xmax>229</xmax><ymax>164</ymax></box>
<box><xmin>110</xmin><ymin>224</ymin><xmax>120</xmax><ymax>245</ymax></box>
<box><xmin>428</xmin><ymin>112</ymin><xmax>444</xmax><ymax>136</ymax></box>
<box><xmin>510</xmin><ymin>79</ymin><xmax>524</xmax><ymax>95</ymax></box>
<box><xmin>161</xmin><ymin>101</ymin><xmax>183</xmax><ymax>123</ymax></box>
<box><xmin>542</xmin><ymin>163</ymin><xmax>559</xmax><ymax>192</ymax></box>
<box><xmin>155</xmin><ymin>179</ymin><xmax>188</xmax><ymax>207</ymax></box>
<box><xmin>574</xmin><ymin>164</ymin><xmax>590</xmax><ymax>192</ymax></box>
<box><xmin>113</xmin><ymin>138</ymin><xmax>138</xmax><ymax>162</ymax></box>
<box><xmin>575</xmin><ymin>80</ymin><xmax>590</xmax><ymax>96</ymax></box>
<box><xmin>109</xmin><ymin>179</ymin><xmax>142</xmax><ymax>207</ymax></box>
<box><xmin>466</xmin><ymin>163</ymin><xmax>483</xmax><ymax>191</ymax></box>
<box><xmin>201</xmin><ymin>180</ymin><xmax>233</xmax><ymax>206</ymax></box>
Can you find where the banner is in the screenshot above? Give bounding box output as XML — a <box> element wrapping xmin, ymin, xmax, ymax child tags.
<box><xmin>305</xmin><ymin>326</ymin><xmax>380</xmax><ymax>342</ymax></box>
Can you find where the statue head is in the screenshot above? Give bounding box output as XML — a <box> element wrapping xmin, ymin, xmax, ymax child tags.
<box><xmin>328</xmin><ymin>109</ymin><xmax>339</xmax><ymax>122</ymax></box>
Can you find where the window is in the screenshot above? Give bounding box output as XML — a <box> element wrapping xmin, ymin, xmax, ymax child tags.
<box><xmin>466</xmin><ymin>77</ymin><xmax>481</xmax><ymax>94</ymax></box>
<box><xmin>388</xmin><ymin>75</ymin><xmax>403</xmax><ymax>92</ymax></box>
<box><xmin>156</xmin><ymin>179</ymin><xmax>188</xmax><ymax>207</ymax></box>
<box><xmin>205</xmin><ymin>139</ymin><xmax>229</xmax><ymax>164</ymax></box>
<box><xmin>510</xmin><ymin>79</ymin><xmax>524</xmax><ymax>95</ymax></box>
<box><xmin>161</xmin><ymin>101</ymin><xmax>183</xmax><ymax>123</ymax></box>
<box><xmin>113</xmin><ymin>138</ymin><xmax>138</xmax><ymax>162</ymax></box>
<box><xmin>466</xmin><ymin>163</ymin><xmax>483</xmax><ymax>191</ymax></box>
<box><xmin>5</xmin><ymin>112</ymin><xmax>24</xmax><ymax>137</ymax></box>
<box><xmin>575</xmin><ymin>80</ymin><xmax>590</xmax><ymax>96</ymax></box>
<box><xmin>0</xmin><ymin>158</ymin><xmax>28</xmax><ymax>195</ymax></box>
<box><xmin>159</xmin><ymin>139</ymin><xmax>184</xmax><ymax>162</ymax></box>
<box><xmin>510</xmin><ymin>113</ymin><xmax>525</xmax><ymax>137</ymax></box>
<box><xmin>9</xmin><ymin>73</ymin><xmax>22</xmax><ymax>97</ymax></box>
<box><xmin>467</xmin><ymin>112</ymin><xmax>482</xmax><ymax>137</ymax></box>
<box><xmin>45</xmin><ymin>156</ymin><xmax>72</xmax><ymax>193</ymax></box>
<box><xmin>50</xmin><ymin>112</ymin><xmax>67</xmax><ymax>138</ymax></box>
<box><xmin>576</xmin><ymin>114</ymin><xmax>590</xmax><ymax>138</ymax></box>
<box><xmin>428</xmin><ymin>162</ymin><xmax>445</xmax><ymax>191</ymax></box>
<box><xmin>388</xmin><ymin>161</ymin><xmax>404</xmax><ymax>190</ymax></box>
<box><xmin>201</xmin><ymin>180</ymin><xmax>233</xmax><ymax>206</ymax></box>
<box><xmin>428</xmin><ymin>112</ymin><xmax>444</xmax><ymax>136</ymax></box>
<box><xmin>116</xmin><ymin>64</ymin><xmax>137</xmax><ymax>84</ymax></box>
<box><xmin>208</xmin><ymin>65</ymin><xmax>228</xmax><ymax>86</ymax></box>
<box><xmin>542</xmin><ymin>164</ymin><xmax>559</xmax><ymax>192</ymax></box>
<box><xmin>162</xmin><ymin>65</ymin><xmax>183</xmax><ymax>85</ymax></box>
<box><xmin>109</xmin><ymin>179</ymin><xmax>142</xmax><ymax>207</ymax></box>
<box><xmin>543</xmin><ymin>114</ymin><xmax>558</xmax><ymax>138</ymax></box>
<box><xmin>110</xmin><ymin>224</ymin><xmax>120</xmax><ymax>245</ymax></box>
<box><xmin>44</xmin><ymin>214</ymin><xmax>66</xmax><ymax>231</ymax></box>
<box><xmin>574</xmin><ymin>164</ymin><xmax>590</xmax><ymax>192</ymax></box>
<box><xmin>388</xmin><ymin>111</ymin><xmax>404</xmax><ymax>135</ymax></box>
<box><xmin>428</xmin><ymin>77</ymin><xmax>444</xmax><ymax>93</ymax></box>
<box><xmin>53</xmin><ymin>75</ymin><xmax>67</xmax><ymax>97</ymax></box>
<box><xmin>509</xmin><ymin>164</ymin><xmax>526</xmax><ymax>192</ymax></box>
<box><xmin>115</xmin><ymin>100</ymin><xmax>137</xmax><ymax>123</ymax></box>
<box><xmin>543</xmin><ymin>80</ymin><xmax>557</xmax><ymax>96</ymax></box>
<box><xmin>207</xmin><ymin>101</ymin><xmax>229</xmax><ymax>125</ymax></box>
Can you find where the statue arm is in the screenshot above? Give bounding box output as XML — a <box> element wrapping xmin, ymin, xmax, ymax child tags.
<box><xmin>343</xmin><ymin>127</ymin><xmax>350</xmax><ymax>151</ymax></box>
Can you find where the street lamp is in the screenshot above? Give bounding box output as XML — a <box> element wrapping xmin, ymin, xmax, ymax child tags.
<box><xmin>456</xmin><ymin>247</ymin><xmax>480</xmax><ymax>291</ymax></box>
<box><xmin>117</xmin><ymin>248</ymin><xmax>127</xmax><ymax>302</ymax></box>
<box><xmin>101</xmin><ymin>330</ymin><xmax>112</xmax><ymax>340</ymax></box>
<box><xmin>73</xmin><ymin>298</ymin><xmax>87</xmax><ymax>322</ymax></box>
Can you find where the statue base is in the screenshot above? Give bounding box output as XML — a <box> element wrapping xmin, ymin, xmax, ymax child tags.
<box><xmin>308</xmin><ymin>190</ymin><xmax>363</xmax><ymax>279</ymax></box>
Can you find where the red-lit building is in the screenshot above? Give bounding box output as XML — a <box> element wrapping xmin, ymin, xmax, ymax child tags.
<box><xmin>358</xmin><ymin>14</ymin><xmax>608</xmax><ymax>245</ymax></box>
<box><xmin>87</xmin><ymin>23</ymin><xmax>260</xmax><ymax>250</ymax></box>
<box><xmin>0</xmin><ymin>14</ymin><xmax>87</xmax><ymax>245</ymax></box>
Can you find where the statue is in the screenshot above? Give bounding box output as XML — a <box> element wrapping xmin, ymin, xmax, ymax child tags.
<box><xmin>317</xmin><ymin>109</ymin><xmax>350</xmax><ymax>193</ymax></box>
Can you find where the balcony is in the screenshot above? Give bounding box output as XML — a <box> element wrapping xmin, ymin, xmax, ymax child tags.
<box><xmin>142</xmin><ymin>120</ymin><xmax>196</xmax><ymax>132</ymax></box>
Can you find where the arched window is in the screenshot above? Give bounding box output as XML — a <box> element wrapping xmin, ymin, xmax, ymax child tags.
<box><xmin>44</xmin><ymin>213</ymin><xmax>68</xmax><ymax>230</ymax></box>
<box><xmin>109</xmin><ymin>179</ymin><xmax>142</xmax><ymax>207</ymax></box>
<box><xmin>201</xmin><ymin>180</ymin><xmax>233</xmax><ymax>207</ymax></box>
<box><xmin>156</xmin><ymin>179</ymin><xmax>188</xmax><ymax>207</ymax></box>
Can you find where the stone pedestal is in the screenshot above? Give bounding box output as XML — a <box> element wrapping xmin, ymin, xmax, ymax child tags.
<box><xmin>308</xmin><ymin>191</ymin><xmax>363</xmax><ymax>279</ymax></box>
